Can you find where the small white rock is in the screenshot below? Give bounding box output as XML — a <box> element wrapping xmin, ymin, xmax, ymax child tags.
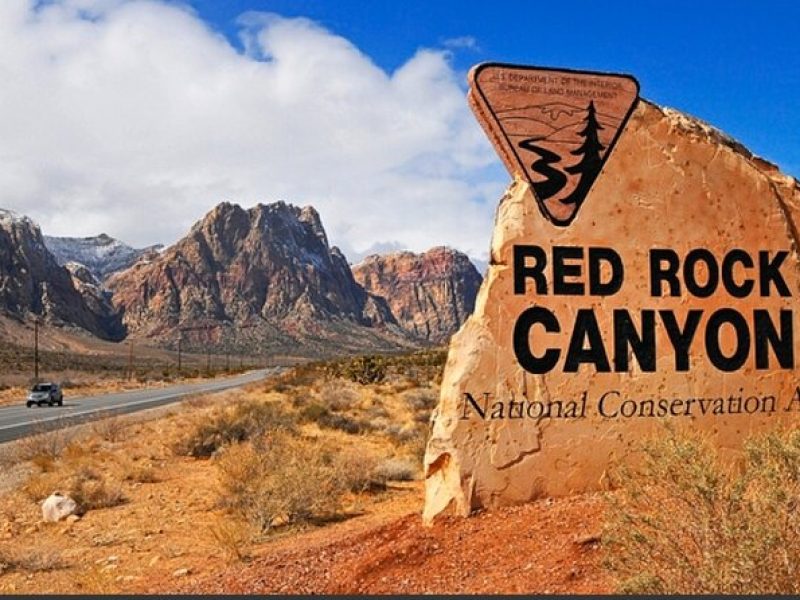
<box><xmin>41</xmin><ymin>493</ymin><xmax>78</xmax><ymax>523</ymax></box>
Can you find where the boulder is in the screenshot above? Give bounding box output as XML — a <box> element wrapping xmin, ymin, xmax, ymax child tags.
<box><xmin>41</xmin><ymin>492</ymin><xmax>78</xmax><ymax>522</ymax></box>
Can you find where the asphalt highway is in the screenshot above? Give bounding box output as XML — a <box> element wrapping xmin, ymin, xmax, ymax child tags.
<box><xmin>0</xmin><ymin>368</ymin><xmax>278</xmax><ymax>444</ymax></box>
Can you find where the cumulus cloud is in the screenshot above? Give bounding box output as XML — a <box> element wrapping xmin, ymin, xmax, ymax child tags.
<box><xmin>0</xmin><ymin>0</ymin><xmax>505</xmax><ymax>262</ymax></box>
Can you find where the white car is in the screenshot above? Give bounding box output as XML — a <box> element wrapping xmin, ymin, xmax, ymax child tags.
<box><xmin>26</xmin><ymin>383</ymin><xmax>64</xmax><ymax>407</ymax></box>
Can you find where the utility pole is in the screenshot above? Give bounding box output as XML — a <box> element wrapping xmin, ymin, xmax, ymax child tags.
<box><xmin>127</xmin><ymin>340</ymin><xmax>134</xmax><ymax>381</ymax></box>
<box><xmin>33</xmin><ymin>318</ymin><xmax>39</xmax><ymax>383</ymax></box>
<box><xmin>177</xmin><ymin>335</ymin><xmax>182</xmax><ymax>374</ymax></box>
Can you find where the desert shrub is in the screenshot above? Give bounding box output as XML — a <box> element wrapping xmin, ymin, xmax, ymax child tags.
<box><xmin>399</xmin><ymin>424</ymin><xmax>429</xmax><ymax>462</ymax></box>
<box><xmin>317</xmin><ymin>413</ymin><xmax>364</xmax><ymax>434</ymax></box>
<box><xmin>385</xmin><ymin>423</ymin><xmax>425</xmax><ymax>444</ymax></box>
<box><xmin>374</xmin><ymin>457</ymin><xmax>418</xmax><ymax>482</ymax></box>
<box><xmin>603</xmin><ymin>426</ymin><xmax>800</xmax><ymax>594</ymax></box>
<box><xmin>0</xmin><ymin>547</ymin><xmax>67</xmax><ymax>574</ymax></box>
<box><xmin>299</xmin><ymin>403</ymin><xmax>366</xmax><ymax>434</ymax></box>
<box><xmin>319</xmin><ymin>381</ymin><xmax>359</xmax><ymax>411</ymax></box>
<box><xmin>267</xmin><ymin>363</ymin><xmax>321</xmax><ymax>391</ymax></box>
<box><xmin>402</xmin><ymin>388</ymin><xmax>438</xmax><ymax>411</ymax></box>
<box><xmin>90</xmin><ymin>414</ymin><xmax>127</xmax><ymax>443</ymax></box>
<box><xmin>182</xmin><ymin>394</ymin><xmax>214</xmax><ymax>410</ymax></box>
<box><xmin>216</xmin><ymin>432</ymin><xmax>345</xmax><ymax>533</ymax></box>
<box><xmin>6</xmin><ymin>427</ymin><xmax>74</xmax><ymax>466</ymax></box>
<box><xmin>286</xmin><ymin>388</ymin><xmax>306</xmax><ymax>408</ymax></box>
<box><xmin>209</xmin><ymin>517</ymin><xmax>251</xmax><ymax>563</ymax></box>
<box><xmin>122</xmin><ymin>461</ymin><xmax>158</xmax><ymax>484</ymax></box>
<box><xmin>325</xmin><ymin>355</ymin><xmax>387</xmax><ymax>385</ymax></box>
<box><xmin>365</xmin><ymin>402</ymin><xmax>389</xmax><ymax>420</ymax></box>
<box><xmin>300</xmin><ymin>402</ymin><xmax>329</xmax><ymax>423</ymax></box>
<box><xmin>331</xmin><ymin>448</ymin><xmax>386</xmax><ymax>493</ymax></box>
<box><xmin>68</xmin><ymin>466</ymin><xmax>126</xmax><ymax>511</ymax></box>
<box><xmin>176</xmin><ymin>400</ymin><xmax>295</xmax><ymax>458</ymax></box>
<box><xmin>22</xmin><ymin>460</ymin><xmax>127</xmax><ymax>510</ymax></box>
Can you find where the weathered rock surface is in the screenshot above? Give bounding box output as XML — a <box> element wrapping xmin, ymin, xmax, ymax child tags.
<box><xmin>64</xmin><ymin>261</ymin><xmax>124</xmax><ymax>338</ymax></box>
<box><xmin>41</xmin><ymin>493</ymin><xmax>78</xmax><ymax>522</ymax></box>
<box><xmin>45</xmin><ymin>233</ymin><xmax>162</xmax><ymax>282</ymax></box>
<box><xmin>352</xmin><ymin>247</ymin><xmax>482</xmax><ymax>343</ymax></box>
<box><xmin>423</xmin><ymin>101</ymin><xmax>800</xmax><ymax>521</ymax></box>
<box><xmin>0</xmin><ymin>210</ymin><xmax>121</xmax><ymax>339</ymax></box>
<box><xmin>107</xmin><ymin>201</ymin><xmax>414</xmax><ymax>357</ymax></box>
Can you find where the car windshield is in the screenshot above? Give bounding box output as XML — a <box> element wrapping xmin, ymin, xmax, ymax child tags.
<box><xmin>32</xmin><ymin>384</ymin><xmax>52</xmax><ymax>392</ymax></box>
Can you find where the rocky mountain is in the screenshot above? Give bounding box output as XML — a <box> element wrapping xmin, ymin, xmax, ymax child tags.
<box><xmin>352</xmin><ymin>247</ymin><xmax>483</xmax><ymax>343</ymax></box>
<box><xmin>44</xmin><ymin>233</ymin><xmax>162</xmax><ymax>281</ymax></box>
<box><xmin>107</xmin><ymin>201</ymin><xmax>412</xmax><ymax>357</ymax></box>
<box><xmin>0</xmin><ymin>210</ymin><xmax>122</xmax><ymax>339</ymax></box>
<box><xmin>63</xmin><ymin>261</ymin><xmax>120</xmax><ymax>335</ymax></box>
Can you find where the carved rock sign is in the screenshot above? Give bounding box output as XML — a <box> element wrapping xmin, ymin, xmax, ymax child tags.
<box><xmin>468</xmin><ymin>64</ymin><xmax>639</xmax><ymax>225</ymax></box>
<box><xmin>423</xmin><ymin>62</ymin><xmax>800</xmax><ymax>521</ymax></box>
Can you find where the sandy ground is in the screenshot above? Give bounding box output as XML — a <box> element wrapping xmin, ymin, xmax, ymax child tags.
<box><xmin>0</xmin><ymin>357</ymin><xmax>614</xmax><ymax>595</ymax></box>
<box><xmin>170</xmin><ymin>491</ymin><xmax>610</xmax><ymax>595</ymax></box>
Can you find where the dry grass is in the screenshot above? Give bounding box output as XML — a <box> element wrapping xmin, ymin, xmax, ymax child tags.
<box><xmin>68</xmin><ymin>466</ymin><xmax>126</xmax><ymax>511</ymax></box>
<box><xmin>209</xmin><ymin>516</ymin><xmax>252</xmax><ymax>563</ymax></box>
<box><xmin>0</xmin><ymin>349</ymin><xmax>439</xmax><ymax>593</ymax></box>
<box><xmin>174</xmin><ymin>399</ymin><xmax>296</xmax><ymax>458</ymax></box>
<box><xmin>374</xmin><ymin>457</ymin><xmax>418</xmax><ymax>482</ymax></box>
<box><xmin>20</xmin><ymin>444</ymin><xmax>127</xmax><ymax>512</ymax></box>
<box><xmin>603</xmin><ymin>426</ymin><xmax>800</xmax><ymax>594</ymax></box>
<box><xmin>215</xmin><ymin>433</ymin><xmax>346</xmax><ymax>534</ymax></box>
<box><xmin>0</xmin><ymin>546</ymin><xmax>68</xmax><ymax>575</ymax></box>
<box><xmin>90</xmin><ymin>413</ymin><xmax>128</xmax><ymax>442</ymax></box>
<box><xmin>331</xmin><ymin>447</ymin><xmax>387</xmax><ymax>493</ymax></box>
<box><xmin>121</xmin><ymin>459</ymin><xmax>159</xmax><ymax>484</ymax></box>
<box><xmin>0</xmin><ymin>426</ymin><xmax>75</xmax><ymax>470</ymax></box>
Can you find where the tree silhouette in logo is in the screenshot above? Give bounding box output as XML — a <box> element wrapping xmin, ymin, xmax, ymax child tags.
<box><xmin>562</xmin><ymin>100</ymin><xmax>605</xmax><ymax>206</ymax></box>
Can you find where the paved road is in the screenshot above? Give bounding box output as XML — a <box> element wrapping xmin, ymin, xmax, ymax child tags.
<box><xmin>0</xmin><ymin>368</ymin><xmax>279</xmax><ymax>444</ymax></box>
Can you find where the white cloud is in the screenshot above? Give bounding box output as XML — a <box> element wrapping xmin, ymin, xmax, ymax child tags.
<box><xmin>0</xmin><ymin>0</ymin><xmax>505</xmax><ymax>262</ymax></box>
<box><xmin>442</xmin><ymin>36</ymin><xmax>479</xmax><ymax>51</ymax></box>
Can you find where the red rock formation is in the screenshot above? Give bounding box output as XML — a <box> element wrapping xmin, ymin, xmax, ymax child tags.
<box><xmin>107</xmin><ymin>201</ymin><xmax>412</xmax><ymax>357</ymax></box>
<box><xmin>352</xmin><ymin>247</ymin><xmax>482</xmax><ymax>343</ymax></box>
<box><xmin>0</xmin><ymin>209</ymin><xmax>121</xmax><ymax>339</ymax></box>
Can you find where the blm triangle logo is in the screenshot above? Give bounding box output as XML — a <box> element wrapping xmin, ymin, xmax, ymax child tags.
<box><xmin>469</xmin><ymin>63</ymin><xmax>640</xmax><ymax>226</ymax></box>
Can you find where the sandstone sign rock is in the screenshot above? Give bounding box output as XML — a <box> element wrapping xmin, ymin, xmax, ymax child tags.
<box><xmin>423</xmin><ymin>66</ymin><xmax>800</xmax><ymax>521</ymax></box>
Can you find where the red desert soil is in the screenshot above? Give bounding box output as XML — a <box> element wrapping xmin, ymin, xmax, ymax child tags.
<box><xmin>166</xmin><ymin>488</ymin><xmax>611</xmax><ymax>595</ymax></box>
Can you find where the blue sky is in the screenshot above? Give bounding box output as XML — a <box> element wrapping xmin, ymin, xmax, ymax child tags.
<box><xmin>189</xmin><ymin>0</ymin><xmax>800</xmax><ymax>176</ymax></box>
<box><xmin>1</xmin><ymin>1</ymin><xmax>798</xmax><ymax>261</ymax></box>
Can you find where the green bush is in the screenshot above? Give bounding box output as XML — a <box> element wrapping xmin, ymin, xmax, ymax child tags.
<box><xmin>341</xmin><ymin>355</ymin><xmax>387</xmax><ymax>385</ymax></box>
<box><xmin>603</xmin><ymin>426</ymin><xmax>800</xmax><ymax>594</ymax></box>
